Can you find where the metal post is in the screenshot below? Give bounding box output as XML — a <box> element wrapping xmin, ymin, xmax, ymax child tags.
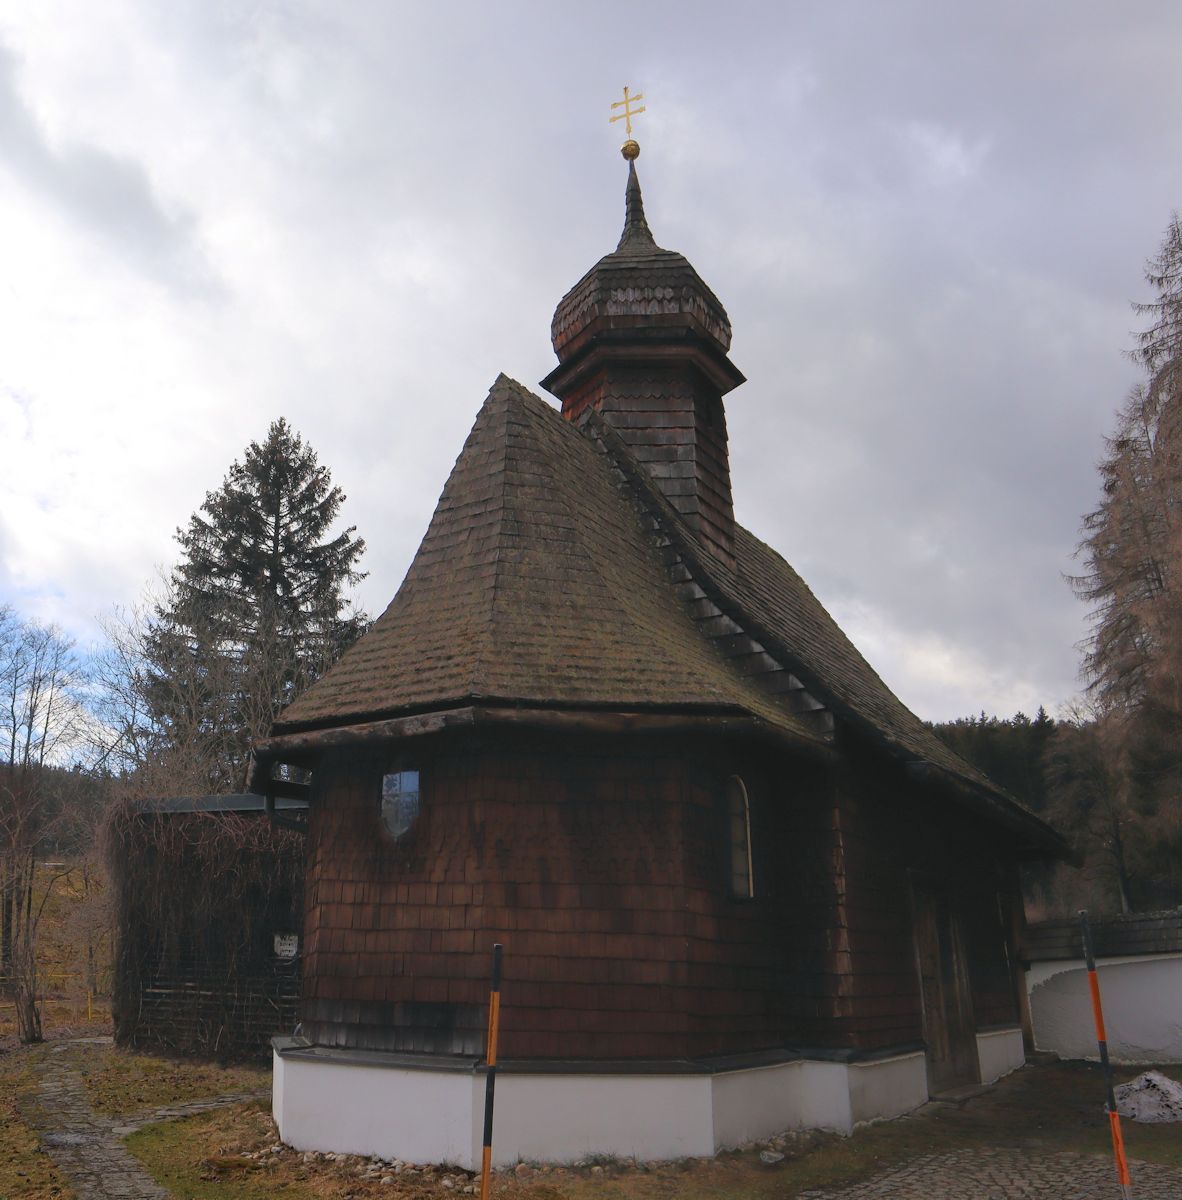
<box><xmin>1079</xmin><ymin>910</ymin><xmax>1132</xmax><ymax>1198</ymax></box>
<box><xmin>479</xmin><ymin>944</ymin><xmax>503</xmax><ymax>1200</ymax></box>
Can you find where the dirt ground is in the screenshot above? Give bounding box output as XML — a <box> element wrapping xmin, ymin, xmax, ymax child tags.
<box><xmin>5</xmin><ymin>1036</ymin><xmax>1182</xmax><ymax>1200</ymax></box>
<box><xmin>127</xmin><ymin>1055</ymin><xmax>1182</xmax><ymax>1199</ymax></box>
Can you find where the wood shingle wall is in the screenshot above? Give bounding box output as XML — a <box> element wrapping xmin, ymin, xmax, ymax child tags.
<box><xmin>300</xmin><ymin>728</ymin><xmax>1022</xmax><ymax>1063</ymax></box>
<box><xmin>832</xmin><ymin>743</ymin><xmax>1021</xmax><ymax>1048</ymax></box>
<box><xmin>302</xmin><ymin>732</ymin><xmax>843</xmax><ymax>1060</ymax></box>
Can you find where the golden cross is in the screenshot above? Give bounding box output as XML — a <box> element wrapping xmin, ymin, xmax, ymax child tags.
<box><xmin>609</xmin><ymin>85</ymin><xmax>646</xmax><ymax>138</ymax></box>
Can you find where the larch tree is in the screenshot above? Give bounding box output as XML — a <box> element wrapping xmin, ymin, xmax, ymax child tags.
<box><xmin>104</xmin><ymin>419</ymin><xmax>367</xmax><ymax>794</ymax></box>
<box><xmin>1065</xmin><ymin>214</ymin><xmax>1182</xmax><ymax>910</ymax></box>
<box><xmin>1074</xmin><ymin>383</ymin><xmax>1182</xmax><ymax>713</ymax></box>
<box><xmin>1076</xmin><ymin>214</ymin><xmax>1182</xmax><ymax>713</ymax></box>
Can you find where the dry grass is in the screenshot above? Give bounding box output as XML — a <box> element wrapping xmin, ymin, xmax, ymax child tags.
<box><xmin>0</xmin><ymin>1049</ymin><xmax>74</xmax><ymax>1200</ymax></box>
<box><xmin>0</xmin><ymin>1039</ymin><xmax>263</xmax><ymax>1199</ymax></box>
<box><xmin>61</xmin><ymin>1043</ymin><xmax>268</xmax><ymax>1117</ymax></box>
<box><xmin>124</xmin><ymin>1058</ymin><xmax>1182</xmax><ymax>1200</ymax></box>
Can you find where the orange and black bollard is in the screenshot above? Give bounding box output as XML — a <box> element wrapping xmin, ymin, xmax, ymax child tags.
<box><xmin>479</xmin><ymin>943</ymin><xmax>503</xmax><ymax>1200</ymax></box>
<box><xmin>1079</xmin><ymin>910</ymin><xmax>1132</xmax><ymax>1199</ymax></box>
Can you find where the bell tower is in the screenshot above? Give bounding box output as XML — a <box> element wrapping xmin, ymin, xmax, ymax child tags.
<box><xmin>542</xmin><ymin>139</ymin><xmax>745</xmax><ymax>568</ymax></box>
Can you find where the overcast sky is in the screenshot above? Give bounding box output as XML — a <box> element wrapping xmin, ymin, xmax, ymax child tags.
<box><xmin>1</xmin><ymin>2</ymin><xmax>1179</xmax><ymax>723</ymax></box>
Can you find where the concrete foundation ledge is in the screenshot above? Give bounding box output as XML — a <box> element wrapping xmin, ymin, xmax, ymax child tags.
<box><xmin>272</xmin><ymin>1041</ymin><xmax>931</xmax><ymax>1169</ymax></box>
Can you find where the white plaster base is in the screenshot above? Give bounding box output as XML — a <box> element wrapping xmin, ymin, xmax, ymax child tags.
<box><xmin>272</xmin><ymin>1052</ymin><xmax>479</xmax><ymax>1166</ymax></box>
<box><xmin>975</xmin><ymin>1027</ymin><xmax>1025</xmax><ymax>1083</ymax></box>
<box><xmin>848</xmin><ymin>1051</ymin><xmax>930</xmax><ymax>1125</ymax></box>
<box><xmin>273</xmin><ymin>1048</ymin><xmax>931</xmax><ymax>1168</ymax></box>
<box><xmin>1026</xmin><ymin>954</ymin><xmax>1182</xmax><ymax>1063</ymax></box>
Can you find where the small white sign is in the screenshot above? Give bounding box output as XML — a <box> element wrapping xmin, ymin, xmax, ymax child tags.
<box><xmin>273</xmin><ymin>933</ymin><xmax>300</xmax><ymax>959</ymax></box>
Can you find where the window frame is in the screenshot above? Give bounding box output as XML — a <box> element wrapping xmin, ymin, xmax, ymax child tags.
<box><xmin>726</xmin><ymin>774</ymin><xmax>755</xmax><ymax>900</ymax></box>
<box><xmin>379</xmin><ymin>765</ymin><xmax>422</xmax><ymax>840</ymax></box>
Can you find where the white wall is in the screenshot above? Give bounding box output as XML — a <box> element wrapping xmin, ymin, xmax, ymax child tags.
<box><xmin>494</xmin><ymin>1072</ymin><xmax>715</xmax><ymax>1164</ymax></box>
<box><xmin>1026</xmin><ymin>955</ymin><xmax>1182</xmax><ymax>1063</ymax></box>
<box><xmin>711</xmin><ymin>1060</ymin><xmax>851</xmax><ymax>1146</ymax></box>
<box><xmin>273</xmin><ymin>1048</ymin><xmax>939</xmax><ymax>1167</ymax></box>
<box><xmin>975</xmin><ymin>1027</ymin><xmax>1025</xmax><ymax>1083</ymax></box>
<box><xmin>848</xmin><ymin>1051</ymin><xmax>929</xmax><ymax>1125</ymax></box>
<box><xmin>273</xmin><ymin>1052</ymin><xmax>480</xmax><ymax>1167</ymax></box>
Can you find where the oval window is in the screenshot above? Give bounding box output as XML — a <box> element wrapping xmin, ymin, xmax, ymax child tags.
<box><xmin>380</xmin><ymin>769</ymin><xmax>421</xmax><ymax>838</ymax></box>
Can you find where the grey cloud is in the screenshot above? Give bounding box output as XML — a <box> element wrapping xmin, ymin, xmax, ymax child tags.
<box><xmin>5</xmin><ymin>1</ymin><xmax>1180</xmax><ymax>722</ymax></box>
<box><xmin>0</xmin><ymin>43</ymin><xmax>219</xmax><ymax>297</ymax></box>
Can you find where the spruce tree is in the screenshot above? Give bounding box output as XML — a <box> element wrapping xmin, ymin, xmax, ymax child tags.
<box><xmin>146</xmin><ymin>419</ymin><xmax>367</xmax><ymax>790</ymax></box>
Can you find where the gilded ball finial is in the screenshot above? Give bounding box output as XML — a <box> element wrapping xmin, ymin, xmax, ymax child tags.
<box><xmin>621</xmin><ymin>139</ymin><xmax>640</xmax><ymax>161</ymax></box>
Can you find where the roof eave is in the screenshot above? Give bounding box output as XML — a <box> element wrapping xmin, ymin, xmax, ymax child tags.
<box><xmin>248</xmin><ymin>699</ymin><xmax>835</xmax><ymax>792</ymax></box>
<box><xmin>583</xmin><ymin>413</ymin><xmax>1071</xmax><ymax>859</ymax></box>
<box><xmin>904</xmin><ymin>760</ymin><xmax>1076</xmax><ymax>863</ymax></box>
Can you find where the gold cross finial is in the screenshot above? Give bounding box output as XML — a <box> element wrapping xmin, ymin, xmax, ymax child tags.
<box><xmin>610</xmin><ymin>85</ymin><xmax>645</xmax><ymax>159</ymax></box>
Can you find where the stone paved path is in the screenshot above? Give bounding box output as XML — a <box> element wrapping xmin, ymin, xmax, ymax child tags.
<box><xmin>797</xmin><ymin>1145</ymin><xmax>1182</xmax><ymax>1198</ymax></box>
<box><xmin>25</xmin><ymin>1037</ymin><xmax>266</xmax><ymax>1200</ymax></box>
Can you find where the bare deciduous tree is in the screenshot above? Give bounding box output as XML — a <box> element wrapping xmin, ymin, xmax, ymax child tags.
<box><xmin>0</xmin><ymin>607</ymin><xmax>88</xmax><ymax>1042</ymax></box>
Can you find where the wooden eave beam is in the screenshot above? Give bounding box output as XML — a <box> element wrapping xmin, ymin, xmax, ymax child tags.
<box><xmin>541</xmin><ymin>330</ymin><xmax>746</xmax><ymax>398</ymax></box>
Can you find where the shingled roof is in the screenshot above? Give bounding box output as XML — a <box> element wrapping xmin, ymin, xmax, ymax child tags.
<box><xmin>272</xmin><ymin>375</ymin><xmax>821</xmax><ymax>746</ymax></box>
<box><xmin>566</xmin><ymin>409</ymin><xmax>1066</xmax><ymax>852</ymax></box>
<box><xmin>264</xmin><ymin>370</ymin><xmax>1064</xmax><ymax>852</ymax></box>
<box><xmin>584</xmin><ymin>413</ymin><xmax>1009</xmax><ymax>790</ymax></box>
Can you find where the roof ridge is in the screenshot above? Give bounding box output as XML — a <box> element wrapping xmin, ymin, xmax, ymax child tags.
<box><xmin>470</xmin><ymin>387</ymin><xmax>819</xmax><ymax>744</ymax></box>
<box><xmin>484</xmin><ymin>378</ymin><xmax>538</xmax><ymax>670</ymax></box>
<box><xmin>469</xmin><ymin>375</ymin><xmax>533</xmax><ymax>696</ymax></box>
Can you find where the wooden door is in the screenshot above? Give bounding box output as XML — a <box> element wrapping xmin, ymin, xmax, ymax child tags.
<box><xmin>911</xmin><ymin>881</ymin><xmax>979</xmax><ymax>1094</ymax></box>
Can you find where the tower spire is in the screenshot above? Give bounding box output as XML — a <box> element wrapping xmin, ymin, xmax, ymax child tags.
<box><xmin>617</xmin><ymin>159</ymin><xmax>657</xmax><ymax>252</ymax></box>
<box><xmin>544</xmin><ymin>94</ymin><xmax>745</xmax><ymax>567</ymax></box>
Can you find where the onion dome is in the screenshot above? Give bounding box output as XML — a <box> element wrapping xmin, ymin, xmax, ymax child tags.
<box><xmin>550</xmin><ymin>159</ymin><xmax>734</xmax><ymax>365</ymax></box>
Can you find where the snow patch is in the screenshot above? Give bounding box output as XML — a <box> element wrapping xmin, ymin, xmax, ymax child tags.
<box><xmin>1114</xmin><ymin>1071</ymin><xmax>1182</xmax><ymax>1123</ymax></box>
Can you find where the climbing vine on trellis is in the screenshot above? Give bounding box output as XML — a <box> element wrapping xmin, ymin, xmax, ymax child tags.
<box><xmin>104</xmin><ymin>799</ymin><xmax>304</xmax><ymax>1059</ymax></box>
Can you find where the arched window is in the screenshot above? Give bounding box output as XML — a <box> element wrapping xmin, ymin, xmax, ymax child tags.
<box><xmin>727</xmin><ymin>775</ymin><xmax>754</xmax><ymax>899</ymax></box>
<box><xmin>380</xmin><ymin>768</ymin><xmax>420</xmax><ymax>839</ymax></box>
